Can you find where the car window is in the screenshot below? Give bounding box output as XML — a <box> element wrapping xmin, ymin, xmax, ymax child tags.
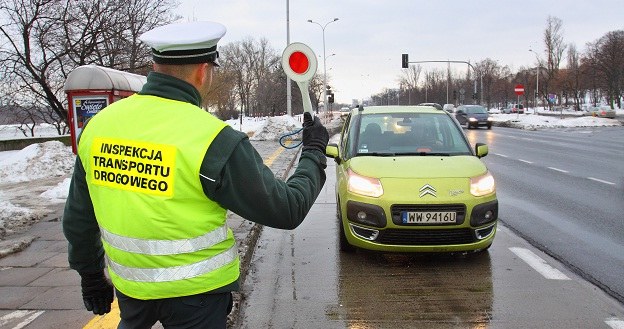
<box><xmin>353</xmin><ymin>112</ymin><xmax>471</xmax><ymax>156</ymax></box>
<box><xmin>466</xmin><ymin>106</ymin><xmax>487</xmax><ymax>114</ymax></box>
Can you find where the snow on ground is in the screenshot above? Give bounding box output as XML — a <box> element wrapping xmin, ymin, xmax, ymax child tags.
<box><xmin>248</xmin><ymin>115</ymin><xmax>303</xmax><ymax>141</ymax></box>
<box><xmin>0</xmin><ymin>112</ymin><xmax>621</xmax><ymax>240</ymax></box>
<box><xmin>0</xmin><ymin>141</ymin><xmax>75</xmax><ymax>184</ymax></box>
<box><xmin>490</xmin><ymin>113</ymin><xmax>621</xmax><ymax>129</ymax></box>
<box><xmin>0</xmin><ymin>123</ymin><xmax>64</xmax><ymax>141</ymax></box>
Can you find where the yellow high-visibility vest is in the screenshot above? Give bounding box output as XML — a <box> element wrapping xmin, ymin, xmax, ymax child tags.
<box><xmin>78</xmin><ymin>94</ymin><xmax>239</xmax><ymax>300</ymax></box>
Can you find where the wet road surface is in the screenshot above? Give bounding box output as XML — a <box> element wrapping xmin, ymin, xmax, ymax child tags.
<box><xmin>465</xmin><ymin>126</ymin><xmax>624</xmax><ymax>304</ymax></box>
<box><xmin>236</xmin><ymin>158</ymin><xmax>624</xmax><ymax>328</ymax></box>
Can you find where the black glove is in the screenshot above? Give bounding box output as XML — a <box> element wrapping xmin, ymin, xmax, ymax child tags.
<box><xmin>80</xmin><ymin>270</ymin><xmax>114</xmax><ymax>315</ymax></box>
<box><xmin>302</xmin><ymin>112</ymin><xmax>329</xmax><ymax>154</ymax></box>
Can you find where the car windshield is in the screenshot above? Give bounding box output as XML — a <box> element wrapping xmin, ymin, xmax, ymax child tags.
<box><xmin>465</xmin><ymin>106</ymin><xmax>487</xmax><ymax>114</ymax></box>
<box><xmin>353</xmin><ymin>112</ymin><xmax>471</xmax><ymax>156</ymax></box>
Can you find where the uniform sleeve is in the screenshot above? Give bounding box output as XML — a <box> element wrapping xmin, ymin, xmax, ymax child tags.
<box><xmin>200</xmin><ymin>127</ymin><xmax>327</xmax><ymax>229</ymax></box>
<box><xmin>62</xmin><ymin>156</ymin><xmax>106</xmax><ymax>273</ymax></box>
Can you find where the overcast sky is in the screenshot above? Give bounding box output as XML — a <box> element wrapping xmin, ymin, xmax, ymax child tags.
<box><xmin>176</xmin><ymin>0</ymin><xmax>623</xmax><ymax>104</ymax></box>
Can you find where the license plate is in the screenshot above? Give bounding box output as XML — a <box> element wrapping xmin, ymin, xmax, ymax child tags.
<box><xmin>402</xmin><ymin>211</ymin><xmax>456</xmax><ymax>224</ymax></box>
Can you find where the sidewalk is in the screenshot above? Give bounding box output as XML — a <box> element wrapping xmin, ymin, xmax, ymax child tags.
<box><xmin>0</xmin><ymin>141</ymin><xmax>302</xmax><ymax>328</ymax></box>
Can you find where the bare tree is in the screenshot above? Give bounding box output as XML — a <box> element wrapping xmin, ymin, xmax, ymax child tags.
<box><xmin>308</xmin><ymin>74</ymin><xmax>325</xmax><ymax>113</ymax></box>
<box><xmin>0</xmin><ymin>0</ymin><xmax>178</xmax><ymax>135</ymax></box>
<box><xmin>220</xmin><ymin>37</ymin><xmax>282</xmax><ymax>118</ymax></box>
<box><xmin>542</xmin><ymin>16</ymin><xmax>567</xmax><ymax>109</ymax></box>
<box><xmin>398</xmin><ymin>65</ymin><xmax>422</xmax><ymax>105</ymax></box>
<box><xmin>475</xmin><ymin>59</ymin><xmax>504</xmax><ymax>109</ymax></box>
<box><xmin>205</xmin><ymin>68</ymin><xmax>238</xmax><ymax>119</ymax></box>
<box><xmin>585</xmin><ymin>30</ymin><xmax>624</xmax><ymax>109</ymax></box>
<box><xmin>560</xmin><ymin>43</ymin><xmax>583</xmax><ymax>110</ymax></box>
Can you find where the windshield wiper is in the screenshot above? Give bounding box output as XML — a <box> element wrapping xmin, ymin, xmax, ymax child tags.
<box><xmin>396</xmin><ymin>152</ymin><xmax>451</xmax><ymax>156</ymax></box>
<box><xmin>355</xmin><ymin>152</ymin><xmax>396</xmax><ymax>157</ymax></box>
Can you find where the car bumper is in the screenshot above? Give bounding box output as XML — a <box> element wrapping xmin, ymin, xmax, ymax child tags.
<box><xmin>469</xmin><ymin>120</ymin><xmax>492</xmax><ymax>127</ymax></box>
<box><xmin>340</xmin><ymin>198</ymin><xmax>498</xmax><ymax>252</ymax></box>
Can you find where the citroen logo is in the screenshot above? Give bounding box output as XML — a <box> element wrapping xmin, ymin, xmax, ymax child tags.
<box><xmin>419</xmin><ymin>184</ymin><xmax>437</xmax><ymax>198</ymax></box>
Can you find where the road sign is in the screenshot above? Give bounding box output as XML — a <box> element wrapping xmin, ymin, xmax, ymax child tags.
<box><xmin>548</xmin><ymin>93</ymin><xmax>557</xmax><ymax>103</ymax></box>
<box><xmin>282</xmin><ymin>42</ymin><xmax>317</xmax><ymax>115</ymax></box>
<box><xmin>515</xmin><ymin>84</ymin><xmax>525</xmax><ymax>96</ymax></box>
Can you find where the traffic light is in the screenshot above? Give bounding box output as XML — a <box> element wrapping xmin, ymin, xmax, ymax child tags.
<box><xmin>453</xmin><ymin>90</ymin><xmax>457</xmax><ymax>100</ymax></box>
<box><xmin>402</xmin><ymin>54</ymin><xmax>409</xmax><ymax>68</ymax></box>
<box><xmin>328</xmin><ymin>93</ymin><xmax>334</xmax><ymax>104</ymax></box>
<box><xmin>472</xmin><ymin>92</ymin><xmax>477</xmax><ymax>100</ymax></box>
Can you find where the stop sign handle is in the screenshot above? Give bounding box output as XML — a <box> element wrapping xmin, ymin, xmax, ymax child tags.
<box><xmin>282</xmin><ymin>42</ymin><xmax>318</xmax><ymax>116</ymax></box>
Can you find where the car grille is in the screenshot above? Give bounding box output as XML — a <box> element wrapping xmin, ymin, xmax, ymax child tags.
<box><xmin>390</xmin><ymin>204</ymin><xmax>466</xmax><ymax>226</ymax></box>
<box><xmin>375</xmin><ymin>228</ymin><xmax>476</xmax><ymax>245</ymax></box>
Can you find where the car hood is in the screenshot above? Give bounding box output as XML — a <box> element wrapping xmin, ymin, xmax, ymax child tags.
<box><xmin>348</xmin><ymin>155</ymin><xmax>487</xmax><ymax>179</ymax></box>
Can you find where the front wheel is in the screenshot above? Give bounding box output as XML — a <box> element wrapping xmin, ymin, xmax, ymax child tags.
<box><xmin>339</xmin><ymin>223</ymin><xmax>356</xmax><ymax>253</ymax></box>
<box><xmin>337</xmin><ymin>200</ymin><xmax>356</xmax><ymax>253</ymax></box>
<box><xmin>487</xmin><ymin>124</ymin><xmax>492</xmax><ymax>130</ymax></box>
<box><xmin>465</xmin><ymin>121</ymin><xmax>471</xmax><ymax>129</ymax></box>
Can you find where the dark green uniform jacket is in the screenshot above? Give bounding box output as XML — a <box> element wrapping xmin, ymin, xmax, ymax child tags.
<box><xmin>63</xmin><ymin>72</ymin><xmax>327</xmax><ymax>294</ymax></box>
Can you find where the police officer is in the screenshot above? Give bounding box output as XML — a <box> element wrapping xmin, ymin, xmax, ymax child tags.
<box><xmin>63</xmin><ymin>21</ymin><xmax>329</xmax><ymax>328</ymax></box>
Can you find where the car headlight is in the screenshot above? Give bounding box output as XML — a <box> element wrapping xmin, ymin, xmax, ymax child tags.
<box><xmin>487</xmin><ymin>117</ymin><xmax>494</xmax><ymax>121</ymax></box>
<box><xmin>347</xmin><ymin>169</ymin><xmax>384</xmax><ymax>197</ymax></box>
<box><xmin>470</xmin><ymin>172</ymin><xmax>495</xmax><ymax>197</ymax></box>
<box><xmin>469</xmin><ymin>117</ymin><xmax>477</xmax><ymax>122</ymax></box>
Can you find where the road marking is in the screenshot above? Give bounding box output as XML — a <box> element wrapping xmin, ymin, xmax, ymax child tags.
<box><xmin>518</xmin><ymin>159</ymin><xmax>533</xmax><ymax>164</ymax></box>
<box><xmin>265</xmin><ymin>141</ymin><xmax>291</xmax><ymax>166</ymax></box>
<box><xmin>0</xmin><ymin>310</ymin><xmax>44</xmax><ymax>329</ymax></box>
<box><xmin>606</xmin><ymin>318</ymin><xmax>624</xmax><ymax>329</ymax></box>
<box><xmin>493</xmin><ymin>153</ymin><xmax>508</xmax><ymax>158</ymax></box>
<box><xmin>588</xmin><ymin>177</ymin><xmax>616</xmax><ymax>185</ymax></box>
<box><xmin>509</xmin><ymin>247</ymin><xmax>571</xmax><ymax>280</ymax></box>
<box><xmin>547</xmin><ymin>167</ymin><xmax>568</xmax><ymax>173</ymax></box>
<box><xmin>84</xmin><ymin>299</ymin><xmax>121</xmax><ymax>328</ymax></box>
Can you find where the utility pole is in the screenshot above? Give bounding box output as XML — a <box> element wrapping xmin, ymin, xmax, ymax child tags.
<box><xmin>286</xmin><ymin>0</ymin><xmax>292</xmax><ymax>116</ymax></box>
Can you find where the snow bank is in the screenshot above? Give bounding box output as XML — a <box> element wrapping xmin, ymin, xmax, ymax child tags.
<box><xmin>249</xmin><ymin>115</ymin><xmax>303</xmax><ymax>141</ymax></box>
<box><xmin>0</xmin><ymin>200</ymin><xmax>38</xmax><ymax>237</ymax></box>
<box><xmin>0</xmin><ymin>141</ymin><xmax>74</xmax><ymax>183</ymax></box>
<box><xmin>40</xmin><ymin>177</ymin><xmax>71</xmax><ymax>203</ymax></box>
<box><xmin>491</xmin><ymin>114</ymin><xmax>621</xmax><ymax>130</ymax></box>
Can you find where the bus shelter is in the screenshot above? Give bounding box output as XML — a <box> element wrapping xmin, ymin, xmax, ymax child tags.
<box><xmin>64</xmin><ymin>65</ymin><xmax>146</xmax><ymax>153</ymax></box>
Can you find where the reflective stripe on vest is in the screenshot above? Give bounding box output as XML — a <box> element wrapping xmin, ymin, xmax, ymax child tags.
<box><xmin>106</xmin><ymin>245</ymin><xmax>238</xmax><ymax>282</ymax></box>
<box><xmin>100</xmin><ymin>224</ymin><xmax>228</xmax><ymax>255</ymax></box>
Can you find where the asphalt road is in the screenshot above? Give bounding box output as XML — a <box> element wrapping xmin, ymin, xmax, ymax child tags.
<box><xmin>464</xmin><ymin>126</ymin><xmax>624</xmax><ymax>304</ymax></box>
<box><xmin>235</xmin><ymin>148</ymin><xmax>624</xmax><ymax>328</ymax></box>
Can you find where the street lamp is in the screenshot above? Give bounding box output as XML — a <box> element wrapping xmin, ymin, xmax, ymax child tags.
<box><xmin>529</xmin><ymin>49</ymin><xmax>541</xmax><ymax>113</ymax></box>
<box><xmin>308</xmin><ymin>18</ymin><xmax>339</xmax><ymax>113</ymax></box>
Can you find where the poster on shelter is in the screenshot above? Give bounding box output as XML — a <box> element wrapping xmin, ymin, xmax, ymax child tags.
<box><xmin>75</xmin><ymin>97</ymin><xmax>108</xmax><ymax>128</ymax></box>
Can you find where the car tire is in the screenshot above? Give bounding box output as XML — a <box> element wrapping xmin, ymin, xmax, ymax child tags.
<box><xmin>337</xmin><ymin>200</ymin><xmax>356</xmax><ymax>253</ymax></box>
<box><xmin>465</xmin><ymin>121</ymin><xmax>471</xmax><ymax>129</ymax></box>
<box><xmin>487</xmin><ymin>124</ymin><xmax>492</xmax><ymax>130</ymax></box>
<box><xmin>339</xmin><ymin>223</ymin><xmax>356</xmax><ymax>253</ymax></box>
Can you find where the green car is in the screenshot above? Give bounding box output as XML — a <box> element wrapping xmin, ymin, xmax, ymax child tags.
<box><xmin>326</xmin><ymin>105</ymin><xmax>497</xmax><ymax>253</ymax></box>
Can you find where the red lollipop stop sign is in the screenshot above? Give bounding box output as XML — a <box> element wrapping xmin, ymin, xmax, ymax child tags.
<box><xmin>289</xmin><ymin>51</ymin><xmax>309</xmax><ymax>74</ymax></box>
<box><xmin>282</xmin><ymin>43</ymin><xmax>317</xmax><ymax>115</ymax></box>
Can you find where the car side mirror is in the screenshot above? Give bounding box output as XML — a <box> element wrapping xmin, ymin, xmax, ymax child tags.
<box><xmin>325</xmin><ymin>143</ymin><xmax>341</xmax><ymax>164</ymax></box>
<box><xmin>475</xmin><ymin>143</ymin><xmax>488</xmax><ymax>158</ymax></box>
